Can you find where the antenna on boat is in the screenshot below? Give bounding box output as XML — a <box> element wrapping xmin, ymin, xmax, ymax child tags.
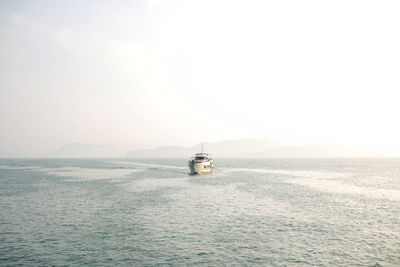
<box><xmin>201</xmin><ymin>142</ymin><xmax>204</xmax><ymax>153</ymax></box>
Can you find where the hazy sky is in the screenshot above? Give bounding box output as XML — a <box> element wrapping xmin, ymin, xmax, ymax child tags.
<box><xmin>1</xmin><ymin>0</ymin><xmax>400</xmax><ymax>156</ymax></box>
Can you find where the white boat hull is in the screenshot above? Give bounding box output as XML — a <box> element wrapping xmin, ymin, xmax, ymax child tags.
<box><xmin>188</xmin><ymin>161</ymin><xmax>213</xmax><ymax>174</ymax></box>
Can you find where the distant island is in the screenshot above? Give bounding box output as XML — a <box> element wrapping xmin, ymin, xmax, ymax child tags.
<box><xmin>125</xmin><ymin>139</ymin><xmax>380</xmax><ymax>158</ymax></box>
<box><xmin>126</xmin><ymin>138</ymin><xmax>281</xmax><ymax>158</ymax></box>
<box><xmin>46</xmin><ymin>138</ymin><xmax>389</xmax><ymax>158</ymax></box>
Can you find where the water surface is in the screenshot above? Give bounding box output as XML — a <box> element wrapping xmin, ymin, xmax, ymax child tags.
<box><xmin>0</xmin><ymin>158</ymin><xmax>399</xmax><ymax>266</ymax></box>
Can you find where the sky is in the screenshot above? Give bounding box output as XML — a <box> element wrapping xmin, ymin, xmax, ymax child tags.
<box><xmin>0</xmin><ymin>0</ymin><xmax>400</xmax><ymax>156</ymax></box>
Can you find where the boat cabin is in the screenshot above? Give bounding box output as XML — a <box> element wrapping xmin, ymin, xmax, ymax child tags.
<box><xmin>193</xmin><ymin>153</ymin><xmax>212</xmax><ymax>160</ymax></box>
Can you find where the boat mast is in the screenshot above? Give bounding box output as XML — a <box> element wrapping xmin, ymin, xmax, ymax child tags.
<box><xmin>201</xmin><ymin>143</ymin><xmax>204</xmax><ymax>153</ymax></box>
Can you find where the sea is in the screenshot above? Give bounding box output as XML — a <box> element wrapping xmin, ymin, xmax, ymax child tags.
<box><xmin>0</xmin><ymin>158</ymin><xmax>399</xmax><ymax>266</ymax></box>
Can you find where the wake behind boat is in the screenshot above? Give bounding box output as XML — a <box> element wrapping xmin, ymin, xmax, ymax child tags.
<box><xmin>188</xmin><ymin>149</ymin><xmax>214</xmax><ymax>175</ymax></box>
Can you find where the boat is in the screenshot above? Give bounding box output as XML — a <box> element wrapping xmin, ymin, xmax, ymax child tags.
<box><xmin>188</xmin><ymin>146</ymin><xmax>214</xmax><ymax>174</ymax></box>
